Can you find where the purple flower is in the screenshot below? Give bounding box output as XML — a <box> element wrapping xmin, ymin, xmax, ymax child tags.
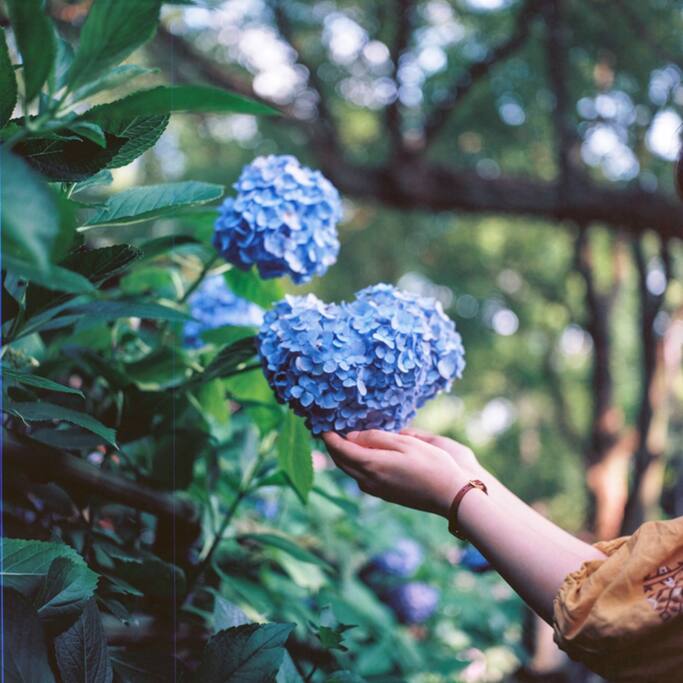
<box><xmin>459</xmin><ymin>545</ymin><xmax>493</xmax><ymax>574</ymax></box>
<box><xmin>258</xmin><ymin>284</ymin><xmax>465</xmax><ymax>435</ymax></box>
<box><xmin>366</xmin><ymin>539</ymin><xmax>424</xmax><ymax>578</ymax></box>
<box><xmin>213</xmin><ymin>155</ymin><xmax>342</xmax><ymax>284</ymax></box>
<box><xmin>183</xmin><ymin>274</ymin><xmax>264</xmax><ymax>348</ymax></box>
<box><xmin>386</xmin><ymin>582</ymin><xmax>440</xmax><ymax>624</ymax></box>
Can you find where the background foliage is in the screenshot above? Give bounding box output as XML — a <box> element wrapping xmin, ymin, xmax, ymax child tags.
<box><xmin>1</xmin><ymin>1</ymin><xmax>682</xmax><ymax>682</ymax></box>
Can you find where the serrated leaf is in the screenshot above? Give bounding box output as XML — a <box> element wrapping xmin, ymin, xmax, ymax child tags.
<box><xmin>102</xmin><ymin>113</ymin><xmax>169</xmax><ymax>168</ymax></box>
<box><xmin>7</xmin><ymin>400</ymin><xmax>117</xmax><ymax>446</ymax></box>
<box><xmin>225</xmin><ymin>267</ymin><xmax>284</xmax><ymax>308</ymax></box>
<box><xmin>35</xmin><ymin>557</ymin><xmax>99</xmax><ymax>621</ymax></box>
<box><xmin>54</xmin><ymin>599</ymin><xmax>113</xmax><ymax>683</ymax></box>
<box><xmin>241</xmin><ymin>533</ymin><xmax>328</xmax><ymax>567</ymax></box>
<box><xmin>67</xmin><ymin>0</ymin><xmax>161</xmax><ymax>90</ymax></box>
<box><xmin>192</xmin><ymin>623</ymin><xmax>294</xmax><ymax>683</ymax></box>
<box><xmin>81</xmin><ymin>181</ymin><xmax>224</xmax><ymax>229</ymax></box>
<box><xmin>3</xmin><ymin>367</ymin><xmax>85</xmax><ymax>398</ymax></box>
<box><xmin>14</xmin><ymin>131</ymin><xmax>127</xmax><ymax>182</ymax></box>
<box><xmin>326</xmin><ymin>672</ymin><xmax>366</xmax><ymax>683</ymax></box>
<box><xmin>3</xmin><ymin>589</ymin><xmax>56</xmax><ymax>683</ymax></box>
<box><xmin>6</xmin><ymin>0</ymin><xmax>56</xmax><ymax>102</ymax></box>
<box><xmin>70</xmin><ymin>64</ymin><xmax>158</xmax><ymax>103</ymax></box>
<box><xmin>62</xmin><ymin>244</ymin><xmax>142</xmax><ymax>284</ymax></box>
<box><xmin>84</xmin><ymin>85</ymin><xmax>277</xmax><ymax>133</ymax></box>
<box><xmin>1</xmin><ymin>537</ymin><xmax>89</xmax><ymax>595</ymax></box>
<box><xmin>1</xmin><ymin>148</ymin><xmax>59</xmax><ymax>269</ymax></box>
<box><xmin>0</xmin><ymin>28</ymin><xmax>17</xmax><ymax>127</ymax></box>
<box><xmin>278</xmin><ymin>410</ymin><xmax>313</xmax><ymax>502</ymax></box>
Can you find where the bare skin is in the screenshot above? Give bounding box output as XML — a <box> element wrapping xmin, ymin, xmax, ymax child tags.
<box><xmin>322</xmin><ymin>428</ymin><xmax>606</xmax><ymax>625</ymax></box>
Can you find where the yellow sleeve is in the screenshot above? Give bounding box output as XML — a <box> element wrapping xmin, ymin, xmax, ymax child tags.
<box><xmin>552</xmin><ymin>517</ymin><xmax>683</xmax><ymax>682</ymax></box>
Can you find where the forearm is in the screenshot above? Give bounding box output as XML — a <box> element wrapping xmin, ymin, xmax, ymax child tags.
<box><xmin>456</xmin><ymin>485</ymin><xmax>606</xmax><ymax>624</ymax></box>
<box><xmin>471</xmin><ymin>465</ymin><xmax>598</xmax><ymax>559</ymax></box>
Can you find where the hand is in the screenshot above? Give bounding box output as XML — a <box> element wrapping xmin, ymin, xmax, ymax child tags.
<box><xmin>322</xmin><ymin>430</ymin><xmax>469</xmax><ymax>517</ymax></box>
<box><xmin>399</xmin><ymin>428</ymin><xmax>481</xmax><ymax>475</ymax></box>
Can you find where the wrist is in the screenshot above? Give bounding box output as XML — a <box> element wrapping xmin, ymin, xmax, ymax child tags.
<box><xmin>435</xmin><ymin>467</ymin><xmax>472</xmax><ymax>518</ymax></box>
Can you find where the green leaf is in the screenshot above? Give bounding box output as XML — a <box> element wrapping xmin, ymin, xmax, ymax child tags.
<box><xmin>276</xmin><ymin>653</ymin><xmax>304</xmax><ymax>683</ymax></box>
<box><xmin>326</xmin><ymin>672</ymin><xmax>367</xmax><ymax>683</ymax></box>
<box><xmin>100</xmin><ymin>113</ymin><xmax>169</xmax><ymax>169</ymax></box>
<box><xmin>67</xmin><ymin>120</ymin><xmax>106</xmax><ymax>147</ymax></box>
<box><xmin>4</xmin><ymin>254</ymin><xmax>96</xmax><ymax>294</ymax></box>
<box><xmin>70</xmin><ymin>64</ymin><xmax>158</xmax><ymax>103</ymax></box>
<box><xmin>1</xmin><ymin>148</ymin><xmax>59</xmax><ymax>269</ymax></box>
<box><xmin>3</xmin><ymin>367</ymin><xmax>85</xmax><ymax>398</ymax></box>
<box><xmin>81</xmin><ymin>181</ymin><xmax>224</xmax><ymax>229</ymax></box>
<box><xmin>85</xmin><ymin>85</ymin><xmax>278</xmax><ymax>132</ymax></box>
<box><xmin>6</xmin><ymin>0</ymin><xmax>56</xmax><ymax>102</ymax></box>
<box><xmin>7</xmin><ymin>400</ymin><xmax>117</xmax><ymax>446</ymax></box>
<box><xmin>50</xmin><ymin>35</ymin><xmax>75</xmax><ymax>92</ymax></box>
<box><xmin>73</xmin><ymin>169</ymin><xmax>113</xmax><ymax>193</ymax></box>
<box><xmin>13</xmin><ymin>130</ymin><xmax>127</xmax><ymax>182</ymax></box>
<box><xmin>124</xmin><ymin>347</ymin><xmax>192</xmax><ymax>390</ymax></box>
<box><xmin>54</xmin><ymin>599</ymin><xmax>113</xmax><ymax>683</ymax></box>
<box><xmin>213</xmin><ymin>596</ymin><xmax>250</xmax><ymax>632</ymax></box>
<box><xmin>67</xmin><ymin>0</ymin><xmax>161</xmax><ymax>90</ymax></box>
<box><xmin>225</xmin><ymin>267</ymin><xmax>284</xmax><ymax>308</ymax></box>
<box><xmin>138</xmin><ymin>234</ymin><xmax>201</xmax><ymax>261</ymax></box>
<box><xmin>2</xmin><ymin>537</ymin><xmax>89</xmax><ymax>595</ymax></box>
<box><xmin>193</xmin><ymin>336</ymin><xmax>258</xmax><ymax>384</ymax></box>
<box><xmin>67</xmin><ymin>299</ymin><xmax>192</xmax><ymax>323</ymax></box>
<box><xmin>240</xmin><ymin>533</ymin><xmax>328</xmax><ymax>567</ymax></box>
<box><xmin>3</xmin><ymin>589</ymin><xmax>56</xmax><ymax>683</ymax></box>
<box><xmin>61</xmin><ymin>244</ymin><xmax>142</xmax><ymax>285</ymax></box>
<box><xmin>0</xmin><ymin>28</ymin><xmax>17</xmax><ymax>127</ymax></box>
<box><xmin>35</xmin><ymin>557</ymin><xmax>99</xmax><ymax>621</ymax></box>
<box><xmin>201</xmin><ymin>325</ymin><xmax>258</xmax><ymax>347</ymax></box>
<box><xmin>278</xmin><ymin>410</ymin><xmax>313</xmax><ymax>502</ymax></box>
<box><xmin>192</xmin><ymin>623</ymin><xmax>294</xmax><ymax>683</ymax></box>
<box><xmin>110</xmin><ymin>554</ymin><xmax>186</xmax><ymax>600</ymax></box>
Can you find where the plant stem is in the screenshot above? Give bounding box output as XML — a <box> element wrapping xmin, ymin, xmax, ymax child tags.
<box><xmin>186</xmin><ymin>447</ymin><xmax>265</xmax><ymax>593</ymax></box>
<box><xmin>179</xmin><ymin>253</ymin><xmax>219</xmax><ymax>305</ymax></box>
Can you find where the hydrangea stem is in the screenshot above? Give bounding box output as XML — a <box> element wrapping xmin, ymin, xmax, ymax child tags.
<box><xmin>179</xmin><ymin>253</ymin><xmax>219</xmax><ymax>305</ymax></box>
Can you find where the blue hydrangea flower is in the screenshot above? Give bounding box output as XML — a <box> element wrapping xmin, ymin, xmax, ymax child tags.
<box><xmin>459</xmin><ymin>544</ymin><xmax>493</xmax><ymax>574</ymax></box>
<box><xmin>183</xmin><ymin>274</ymin><xmax>264</xmax><ymax>348</ymax></box>
<box><xmin>213</xmin><ymin>155</ymin><xmax>342</xmax><ymax>284</ymax></box>
<box><xmin>365</xmin><ymin>539</ymin><xmax>424</xmax><ymax>578</ymax></box>
<box><xmin>258</xmin><ymin>284</ymin><xmax>465</xmax><ymax>435</ymax></box>
<box><xmin>386</xmin><ymin>582</ymin><xmax>440</xmax><ymax>624</ymax></box>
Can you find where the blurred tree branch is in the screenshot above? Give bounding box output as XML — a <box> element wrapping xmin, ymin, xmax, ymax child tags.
<box><xmin>384</xmin><ymin>0</ymin><xmax>415</xmax><ymax>156</ymax></box>
<box><xmin>422</xmin><ymin>0</ymin><xmax>544</xmax><ymax>149</ymax></box>
<box><xmin>151</xmin><ymin>23</ymin><xmax>683</xmax><ymax>240</ymax></box>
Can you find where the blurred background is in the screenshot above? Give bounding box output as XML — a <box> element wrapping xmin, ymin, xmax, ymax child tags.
<box><xmin>47</xmin><ymin>0</ymin><xmax>683</xmax><ymax>680</ymax></box>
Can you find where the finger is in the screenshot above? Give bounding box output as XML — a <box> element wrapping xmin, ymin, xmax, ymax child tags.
<box><xmin>346</xmin><ymin>429</ymin><xmax>410</xmax><ymax>452</ymax></box>
<box><xmin>400</xmin><ymin>427</ymin><xmax>438</xmax><ymax>444</ymax></box>
<box><xmin>322</xmin><ymin>432</ymin><xmax>378</xmax><ymax>469</ymax></box>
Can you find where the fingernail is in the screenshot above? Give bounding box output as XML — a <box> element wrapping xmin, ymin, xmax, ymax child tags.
<box><xmin>346</xmin><ymin>431</ymin><xmax>360</xmax><ymax>441</ymax></box>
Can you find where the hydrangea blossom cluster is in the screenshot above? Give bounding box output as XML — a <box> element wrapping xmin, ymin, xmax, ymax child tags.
<box><xmin>365</xmin><ymin>539</ymin><xmax>424</xmax><ymax>578</ymax></box>
<box><xmin>459</xmin><ymin>545</ymin><xmax>493</xmax><ymax>574</ymax></box>
<box><xmin>386</xmin><ymin>582</ymin><xmax>440</xmax><ymax>624</ymax></box>
<box><xmin>183</xmin><ymin>274</ymin><xmax>264</xmax><ymax>348</ymax></box>
<box><xmin>258</xmin><ymin>284</ymin><xmax>465</xmax><ymax>435</ymax></box>
<box><xmin>213</xmin><ymin>155</ymin><xmax>342</xmax><ymax>284</ymax></box>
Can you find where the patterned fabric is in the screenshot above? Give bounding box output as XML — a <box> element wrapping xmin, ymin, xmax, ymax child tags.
<box><xmin>553</xmin><ymin>516</ymin><xmax>683</xmax><ymax>682</ymax></box>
